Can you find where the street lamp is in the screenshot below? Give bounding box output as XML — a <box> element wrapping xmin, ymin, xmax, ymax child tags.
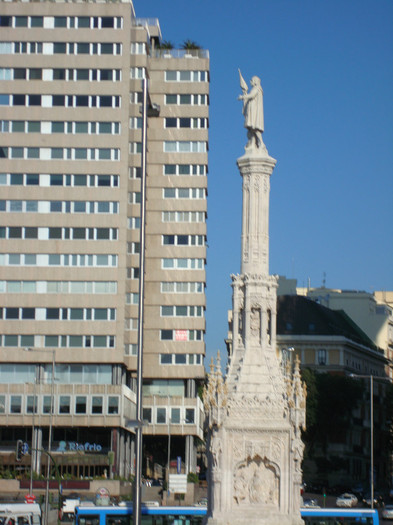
<box><xmin>25</xmin><ymin>348</ymin><xmax>55</xmax><ymax>525</ymax></box>
<box><xmin>134</xmin><ymin>77</ymin><xmax>160</xmax><ymax>525</ymax></box>
<box><xmin>350</xmin><ymin>373</ymin><xmax>391</xmax><ymax>510</ymax></box>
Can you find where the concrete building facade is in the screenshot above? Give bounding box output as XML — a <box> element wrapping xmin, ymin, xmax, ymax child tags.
<box><xmin>0</xmin><ymin>0</ymin><xmax>208</xmax><ymax>479</ymax></box>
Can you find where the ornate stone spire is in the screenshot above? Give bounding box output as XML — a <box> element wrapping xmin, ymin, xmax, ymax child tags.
<box><xmin>203</xmin><ymin>72</ymin><xmax>306</xmax><ymax>525</ymax></box>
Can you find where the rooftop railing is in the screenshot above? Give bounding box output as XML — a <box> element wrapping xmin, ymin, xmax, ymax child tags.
<box><xmin>152</xmin><ymin>48</ymin><xmax>209</xmax><ymax>59</ymax></box>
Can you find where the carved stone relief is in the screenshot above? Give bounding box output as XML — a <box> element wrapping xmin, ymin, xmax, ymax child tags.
<box><xmin>233</xmin><ymin>456</ymin><xmax>279</xmax><ymax>507</ymax></box>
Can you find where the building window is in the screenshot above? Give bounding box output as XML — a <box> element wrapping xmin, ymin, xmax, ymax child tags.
<box><xmin>92</xmin><ymin>396</ymin><xmax>103</xmax><ymax>414</ymax></box>
<box><xmin>108</xmin><ymin>396</ymin><xmax>119</xmax><ymax>415</ymax></box>
<box><xmin>75</xmin><ymin>396</ymin><xmax>87</xmax><ymax>414</ymax></box>
<box><xmin>59</xmin><ymin>396</ymin><xmax>71</xmax><ymax>414</ymax></box>
<box><xmin>185</xmin><ymin>408</ymin><xmax>195</xmax><ymax>424</ymax></box>
<box><xmin>142</xmin><ymin>407</ymin><xmax>152</xmax><ymax>423</ymax></box>
<box><xmin>10</xmin><ymin>395</ymin><xmax>22</xmax><ymax>414</ymax></box>
<box><xmin>26</xmin><ymin>395</ymin><xmax>38</xmax><ymax>414</ymax></box>
<box><xmin>318</xmin><ymin>349</ymin><xmax>327</xmax><ymax>366</ymax></box>
<box><xmin>156</xmin><ymin>407</ymin><xmax>166</xmax><ymax>424</ymax></box>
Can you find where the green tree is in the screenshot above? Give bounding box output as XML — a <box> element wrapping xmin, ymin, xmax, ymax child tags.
<box><xmin>181</xmin><ymin>40</ymin><xmax>200</xmax><ymax>50</ymax></box>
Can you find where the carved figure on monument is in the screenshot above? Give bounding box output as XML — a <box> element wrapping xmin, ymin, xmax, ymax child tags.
<box><xmin>238</xmin><ymin>70</ymin><xmax>265</xmax><ymax>151</ymax></box>
<box><xmin>250</xmin><ymin>306</ymin><xmax>260</xmax><ymax>339</ymax></box>
<box><xmin>211</xmin><ymin>435</ymin><xmax>222</xmax><ymax>470</ymax></box>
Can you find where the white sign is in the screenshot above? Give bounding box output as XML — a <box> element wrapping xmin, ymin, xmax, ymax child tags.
<box><xmin>168</xmin><ymin>474</ymin><xmax>187</xmax><ymax>494</ymax></box>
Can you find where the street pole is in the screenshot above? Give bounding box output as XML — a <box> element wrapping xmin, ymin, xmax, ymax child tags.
<box><xmin>167</xmin><ymin>400</ymin><xmax>171</xmax><ymax>505</ymax></box>
<box><xmin>134</xmin><ymin>77</ymin><xmax>148</xmax><ymax>525</ymax></box>
<box><xmin>30</xmin><ymin>372</ymin><xmax>37</xmax><ymax>496</ymax></box>
<box><xmin>44</xmin><ymin>350</ymin><xmax>55</xmax><ymax>525</ymax></box>
<box><xmin>370</xmin><ymin>375</ymin><xmax>374</xmax><ymax>510</ymax></box>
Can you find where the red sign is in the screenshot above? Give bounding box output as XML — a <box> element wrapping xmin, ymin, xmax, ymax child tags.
<box><xmin>175</xmin><ymin>330</ymin><xmax>188</xmax><ymax>341</ymax></box>
<box><xmin>25</xmin><ymin>494</ymin><xmax>36</xmax><ymax>504</ymax></box>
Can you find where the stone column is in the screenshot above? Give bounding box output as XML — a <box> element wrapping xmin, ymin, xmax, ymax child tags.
<box><xmin>237</xmin><ymin>152</ymin><xmax>277</xmax><ymax>276</ymax></box>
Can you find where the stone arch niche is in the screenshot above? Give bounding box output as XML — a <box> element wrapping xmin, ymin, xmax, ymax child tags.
<box><xmin>233</xmin><ymin>455</ymin><xmax>280</xmax><ymax>507</ymax></box>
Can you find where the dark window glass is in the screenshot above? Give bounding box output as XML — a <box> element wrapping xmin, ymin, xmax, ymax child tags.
<box><xmin>50</xmin><ymin>174</ymin><xmax>63</xmax><ymax>186</ymax></box>
<box><xmin>179</xmin><ymin>165</ymin><xmax>191</xmax><ymax>175</ymax></box>
<box><xmin>9</xmin><ymin>227</ymin><xmax>22</xmax><ymax>238</ymax></box>
<box><xmin>29</xmin><ymin>68</ymin><xmax>42</xmax><ymax>80</ymax></box>
<box><xmin>26</xmin><ymin>174</ymin><xmax>39</xmax><ymax>185</ymax></box>
<box><xmin>28</xmin><ymin>95</ymin><xmax>41</xmax><ymax>106</ymax></box>
<box><xmin>99</xmin><ymin>96</ymin><xmax>112</xmax><ymax>107</ymax></box>
<box><xmin>99</xmin><ymin>69</ymin><xmax>112</xmax><ymax>81</ymax></box>
<box><xmin>0</xmin><ymin>16</ymin><xmax>12</xmax><ymax>27</ymax></box>
<box><xmin>10</xmin><ymin>173</ymin><xmax>23</xmax><ymax>185</ymax></box>
<box><xmin>100</xmin><ymin>43</ymin><xmax>112</xmax><ymax>54</ymax></box>
<box><xmin>76</xmin><ymin>69</ymin><xmax>89</xmax><ymax>80</ymax></box>
<box><xmin>75</xmin><ymin>96</ymin><xmax>88</xmax><ymax>107</ymax></box>
<box><xmin>12</xmin><ymin>121</ymin><xmax>24</xmax><ymax>132</ymax></box>
<box><xmin>163</xmin><ymin>235</ymin><xmax>175</xmax><ymax>245</ymax></box>
<box><xmin>165</xmin><ymin>118</ymin><xmax>177</xmax><ymax>128</ymax></box>
<box><xmin>22</xmin><ymin>308</ymin><xmax>35</xmax><ymax>319</ymax></box>
<box><xmin>92</xmin><ymin>396</ymin><xmax>103</xmax><ymax>414</ymax></box>
<box><xmin>0</xmin><ymin>146</ymin><xmax>8</xmax><ymax>159</ymax></box>
<box><xmin>72</xmin><ymin>228</ymin><xmax>86</xmax><ymax>240</ymax></box>
<box><xmin>52</xmin><ymin>95</ymin><xmax>65</xmax><ymax>106</ymax></box>
<box><xmin>75</xmin><ymin>396</ymin><xmax>87</xmax><ymax>414</ymax></box>
<box><xmin>53</xmin><ymin>69</ymin><xmax>66</xmax><ymax>80</ymax></box>
<box><xmin>30</xmin><ymin>17</ymin><xmax>43</xmax><ymax>27</ymax></box>
<box><xmin>180</xmin><ymin>94</ymin><xmax>191</xmax><ymax>104</ymax></box>
<box><xmin>78</xmin><ymin>17</ymin><xmax>90</xmax><ymax>28</ymax></box>
<box><xmin>50</xmin><ymin>201</ymin><xmax>62</xmax><ymax>212</ymax></box>
<box><xmin>161</xmin><ymin>330</ymin><xmax>173</xmax><ymax>341</ymax></box>
<box><xmin>25</xmin><ymin>227</ymin><xmax>38</xmax><ymax>238</ymax></box>
<box><xmin>97</xmin><ymin>175</ymin><xmax>110</xmax><ymax>186</ymax></box>
<box><xmin>77</xmin><ymin>43</ymin><xmax>89</xmax><ymax>54</ymax></box>
<box><xmin>101</xmin><ymin>17</ymin><xmax>114</xmax><ymax>28</ymax></box>
<box><xmin>6</xmin><ymin>308</ymin><xmax>19</xmax><ymax>319</ymax></box>
<box><xmin>13</xmin><ymin>68</ymin><xmax>27</xmax><ymax>79</ymax></box>
<box><xmin>13</xmin><ymin>94</ymin><xmax>26</xmax><ymax>106</ymax></box>
<box><xmin>96</xmin><ymin>228</ymin><xmax>109</xmax><ymax>240</ymax></box>
<box><xmin>179</xmin><ymin>118</ymin><xmax>191</xmax><ymax>128</ymax></box>
<box><xmin>74</xmin><ymin>175</ymin><xmax>86</xmax><ymax>186</ymax></box>
<box><xmin>177</xmin><ymin>235</ymin><xmax>188</xmax><ymax>245</ymax></box>
<box><xmin>164</xmin><ymin>165</ymin><xmax>176</xmax><ymax>175</ymax></box>
<box><xmin>14</xmin><ymin>16</ymin><xmax>27</xmax><ymax>27</ymax></box>
<box><xmin>49</xmin><ymin>228</ymin><xmax>62</xmax><ymax>239</ymax></box>
<box><xmin>53</xmin><ymin>43</ymin><xmax>66</xmax><ymax>54</ymax></box>
<box><xmin>54</xmin><ymin>17</ymin><xmax>67</xmax><ymax>28</ymax></box>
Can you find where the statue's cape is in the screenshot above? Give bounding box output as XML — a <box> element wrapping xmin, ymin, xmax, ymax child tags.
<box><xmin>244</xmin><ymin>86</ymin><xmax>264</xmax><ymax>132</ymax></box>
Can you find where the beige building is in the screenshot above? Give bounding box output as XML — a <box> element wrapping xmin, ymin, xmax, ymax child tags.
<box><xmin>0</xmin><ymin>0</ymin><xmax>209</xmax><ymax>479</ymax></box>
<box><xmin>295</xmin><ymin>285</ymin><xmax>393</xmax><ymax>377</ymax></box>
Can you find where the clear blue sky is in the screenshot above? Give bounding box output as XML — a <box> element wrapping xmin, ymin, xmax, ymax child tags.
<box><xmin>133</xmin><ymin>0</ymin><xmax>393</xmax><ymax>363</ymax></box>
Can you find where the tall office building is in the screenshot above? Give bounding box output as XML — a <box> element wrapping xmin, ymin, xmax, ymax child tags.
<box><xmin>0</xmin><ymin>0</ymin><xmax>209</xmax><ymax>479</ymax></box>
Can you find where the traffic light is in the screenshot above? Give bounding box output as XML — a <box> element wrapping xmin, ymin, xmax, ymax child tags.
<box><xmin>16</xmin><ymin>439</ymin><xmax>24</xmax><ymax>462</ymax></box>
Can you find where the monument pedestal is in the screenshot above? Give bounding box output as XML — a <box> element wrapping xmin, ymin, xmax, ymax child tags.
<box><xmin>204</xmin><ymin>147</ymin><xmax>306</xmax><ymax>525</ymax></box>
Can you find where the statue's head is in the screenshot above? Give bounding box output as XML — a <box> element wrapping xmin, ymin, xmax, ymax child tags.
<box><xmin>251</xmin><ymin>76</ymin><xmax>261</xmax><ymax>86</ymax></box>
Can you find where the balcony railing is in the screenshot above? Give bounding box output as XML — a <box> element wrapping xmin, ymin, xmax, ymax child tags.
<box><xmin>152</xmin><ymin>49</ymin><xmax>209</xmax><ymax>59</ymax></box>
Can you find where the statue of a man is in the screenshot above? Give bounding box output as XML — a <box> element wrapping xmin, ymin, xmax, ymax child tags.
<box><xmin>238</xmin><ymin>71</ymin><xmax>265</xmax><ymax>150</ymax></box>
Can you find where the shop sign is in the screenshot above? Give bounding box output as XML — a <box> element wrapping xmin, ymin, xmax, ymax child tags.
<box><xmin>95</xmin><ymin>487</ymin><xmax>110</xmax><ymax>506</ymax></box>
<box><xmin>56</xmin><ymin>441</ymin><xmax>102</xmax><ymax>453</ymax></box>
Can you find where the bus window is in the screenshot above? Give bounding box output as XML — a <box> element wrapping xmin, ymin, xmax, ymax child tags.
<box><xmin>79</xmin><ymin>516</ymin><xmax>100</xmax><ymax>525</ymax></box>
<box><xmin>106</xmin><ymin>516</ymin><xmax>130</xmax><ymax>525</ymax></box>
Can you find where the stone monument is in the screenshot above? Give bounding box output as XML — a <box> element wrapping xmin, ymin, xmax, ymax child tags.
<box><xmin>203</xmin><ymin>72</ymin><xmax>306</xmax><ymax>525</ymax></box>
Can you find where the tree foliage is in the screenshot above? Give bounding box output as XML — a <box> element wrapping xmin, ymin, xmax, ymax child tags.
<box><xmin>301</xmin><ymin>369</ymin><xmax>363</xmax><ymax>454</ymax></box>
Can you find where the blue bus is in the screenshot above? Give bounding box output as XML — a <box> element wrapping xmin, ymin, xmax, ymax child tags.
<box><xmin>74</xmin><ymin>504</ymin><xmax>379</xmax><ymax>525</ymax></box>
<box><xmin>301</xmin><ymin>507</ymin><xmax>379</xmax><ymax>524</ymax></box>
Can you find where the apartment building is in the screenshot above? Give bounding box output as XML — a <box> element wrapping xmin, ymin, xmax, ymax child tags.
<box><xmin>0</xmin><ymin>0</ymin><xmax>209</xmax><ymax>479</ymax></box>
